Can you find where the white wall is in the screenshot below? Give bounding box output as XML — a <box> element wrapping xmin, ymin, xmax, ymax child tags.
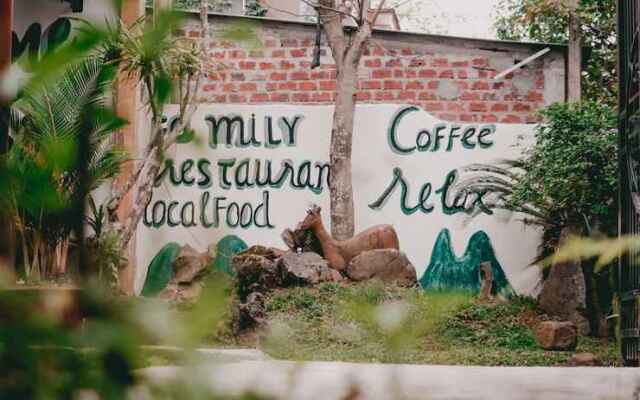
<box><xmin>135</xmin><ymin>104</ymin><xmax>542</xmax><ymax>295</ymax></box>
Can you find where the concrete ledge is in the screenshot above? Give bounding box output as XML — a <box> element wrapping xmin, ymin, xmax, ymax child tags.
<box><xmin>139</xmin><ymin>360</ymin><xmax>640</xmax><ymax>400</ymax></box>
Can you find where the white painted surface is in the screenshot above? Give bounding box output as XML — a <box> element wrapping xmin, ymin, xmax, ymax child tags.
<box><xmin>135</xmin><ymin>104</ymin><xmax>542</xmax><ymax>295</ymax></box>
<box><xmin>139</xmin><ymin>361</ymin><xmax>640</xmax><ymax>400</ymax></box>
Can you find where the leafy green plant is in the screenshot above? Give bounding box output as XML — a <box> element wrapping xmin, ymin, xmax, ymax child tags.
<box><xmin>457</xmin><ymin>101</ymin><xmax>617</xmax><ymax>259</ymax></box>
<box><xmin>6</xmin><ymin>56</ymin><xmax>125</xmax><ymax>281</ymax></box>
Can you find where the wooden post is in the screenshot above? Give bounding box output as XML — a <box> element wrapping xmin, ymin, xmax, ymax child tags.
<box><xmin>116</xmin><ymin>0</ymin><xmax>144</xmax><ymax>295</ymax></box>
<box><xmin>0</xmin><ymin>0</ymin><xmax>15</xmax><ymax>283</ymax></box>
<box><xmin>567</xmin><ymin>0</ymin><xmax>581</xmax><ymax>102</ymax></box>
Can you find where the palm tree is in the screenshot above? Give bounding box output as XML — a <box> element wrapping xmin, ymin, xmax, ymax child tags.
<box><xmin>6</xmin><ymin>57</ymin><xmax>125</xmax><ymax>281</ymax></box>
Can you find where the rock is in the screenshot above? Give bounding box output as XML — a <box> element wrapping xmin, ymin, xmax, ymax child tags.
<box><xmin>538</xmin><ymin>227</ymin><xmax>590</xmax><ymax>335</ymax></box>
<box><xmin>172</xmin><ymin>245</ymin><xmax>212</xmax><ymax>284</ymax></box>
<box><xmin>567</xmin><ymin>352</ymin><xmax>599</xmax><ymax>367</ymax></box>
<box><xmin>536</xmin><ymin>321</ymin><xmax>578</xmax><ymax>350</ymax></box>
<box><xmin>278</xmin><ymin>252</ymin><xmax>335</xmax><ymax>285</ymax></box>
<box><xmin>346</xmin><ymin>249</ymin><xmax>417</xmax><ymax>286</ymax></box>
<box><xmin>232</xmin><ymin>249</ymin><xmax>281</xmax><ymax>300</ymax></box>
<box><xmin>239</xmin><ymin>291</ymin><xmax>266</xmax><ymax>329</ymax></box>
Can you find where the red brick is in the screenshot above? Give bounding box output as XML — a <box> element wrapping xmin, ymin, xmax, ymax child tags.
<box><xmin>401</xmin><ymin>47</ymin><xmax>413</xmax><ymax>56</ymax></box>
<box><xmin>311</xmin><ymin>70</ymin><xmax>329</xmax><ymax>80</ymax></box>
<box><xmin>239</xmin><ymin>61</ymin><xmax>256</xmax><ymax>70</ymax></box>
<box><xmin>394</xmin><ymin>70</ymin><xmax>404</xmax><ymax>78</ymax></box>
<box><xmin>301</xmin><ymin>38</ymin><xmax>314</xmax><ymax>47</ymax></box>
<box><xmin>419</xmin><ymin>69</ymin><xmax>437</xmax><ymax>78</ymax></box>
<box><xmin>250</xmin><ymin>93</ymin><xmax>269</xmax><ymax>102</ymax></box>
<box><xmin>460</xmin><ymin>114</ymin><xmax>477</xmax><ymax>122</ymax></box>
<box><xmin>239</xmin><ymin>82</ymin><xmax>257</xmax><ymax>92</ymax></box>
<box><xmin>424</xmin><ymin>102</ymin><xmax>445</xmax><ymax>112</ymax></box>
<box><xmin>271</xmin><ymin>72</ymin><xmax>287</xmax><ymax>81</ymax></box>
<box><xmin>211</xmin><ymin>94</ymin><xmax>226</xmax><ymax>102</ymax></box>
<box><xmin>298</xmin><ymin>81</ymin><xmax>317</xmax><ymax>91</ymax></box>
<box><xmin>526</xmin><ymin>91</ymin><xmax>544</xmax><ymax>102</ymax></box>
<box><xmin>491</xmin><ymin>103</ymin><xmax>509</xmax><ymax>112</ymax></box>
<box><xmin>271</xmin><ymin>49</ymin><xmax>286</xmax><ymax>58</ymax></box>
<box><xmin>265</xmin><ymin>82</ymin><xmax>278</xmax><ymax>91</ymax></box>
<box><xmin>270</xmin><ymin>93</ymin><xmax>289</xmax><ymax>102</ymax></box>
<box><xmin>290</xmin><ymin>71</ymin><xmax>310</xmax><ymax>80</ymax></box>
<box><xmin>501</xmin><ymin>115</ymin><xmax>523</xmax><ymax>123</ymax></box>
<box><xmin>447</xmin><ymin>102</ymin><xmax>465</xmax><ymax>112</ymax></box>
<box><xmin>313</xmin><ymin>92</ymin><xmax>333</xmax><ymax>102</ymax></box>
<box><xmin>319</xmin><ymin>80</ymin><xmax>337</xmax><ymax>90</ymax></box>
<box><xmin>472</xmin><ymin>81</ymin><xmax>490</xmax><ymax>90</ymax></box>
<box><xmin>228</xmin><ymin>50</ymin><xmax>246</xmax><ymax>59</ymax></box>
<box><xmin>211</xmin><ymin>51</ymin><xmax>225</xmax><ymax>59</ymax></box>
<box><xmin>290</xmin><ymin>48</ymin><xmax>307</xmax><ymax>57</ymax></box>
<box><xmin>278</xmin><ymin>81</ymin><xmax>297</xmax><ymax>90</ymax></box>
<box><xmin>375</xmin><ymin>91</ymin><xmax>395</xmax><ymax>101</ymax></box>
<box><xmin>405</xmin><ymin>81</ymin><xmax>424</xmax><ymax>90</ymax></box>
<box><xmin>372</xmin><ymin>46</ymin><xmax>385</xmax><ymax>56</ymax></box>
<box><xmin>360</xmin><ymin>80</ymin><xmax>381</xmax><ymax>90</ymax></box>
<box><xmin>457</xmin><ymin>70</ymin><xmax>469</xmax><ymax>79</ymax></box>
<box><xmin>280</xmin><ymin>61</ymin><xmax>296</xmax><ymax>69</ymax></box>
<box><xmin>203</xmin><ymin>84</ymin><xmax>216</xmax><ymax>92</ymax></box>
<box><xmin>188</xmin><ymin>30</ymin><xmax>201</xmax><ymax>38</ymax></box>
<box><xmin>513</xmin><ymin>103</ymin><xmax>532</xmax><ymax>112</ymax></box>
<box><xmin>439</xmin><ymin>70</ymin><xmax>454</xmax><ymax>79</ymax></box>
<box><xmin>228</xmin><ymin>94</ymin><xmax>247</xmax><ymax>102</ymax></box>
<box><xmin>472</xmin><ymin>58</ymin><xmax>488</xmax><ymax>67</ymax></box>
<box><xmin>452</xmin><ymin>60</ymin><xmax>470</xmax><ymax>68</ymax></box>
<box><xmin>481</xmin><ymin>114</ymin><xmax>499</xmax><ymax>123</ymax></box>
<box><xmin>398</xmin><ymin>91</ymin><xmax>416</xmax><ymax>100</ymax></box>
<box><xmin>385</xmin><ymin>59</ymin><xmax>402</xmax><ymax>67</ymax></box>
<box><xmin>356</xmin><ymin>92</ymin><xmax>372</xmax><ymax>101</ymax></box>
<box><xmin>418</xmin><ymin>91</ymin><xmax>437</xmax><ymax>101</ymax></box>
<box><xmin>259</xmin><ymin>62</ymin><xmax>275</xmax><ymax>70</ymax></box>
<box><xmin>222</xmin><ymin>83</ymin><xmax>237</xmax><ymax>92</ymax></box>
<box><xmin>432</xmin><ymin>58</ymin><xmax>448</xmax><ymax>67</ymax></box>
<box><xmin>365</xmin><ymin>58</ymin><xmax>382</xmax><ymax>68</ymax></box>
<box><xmin>264</xmin><ymin>39</ymin><xmax>278</xmax><ymax>47</ymax></box>
<box><xmin>470</xmin><ymin>102</ymin><xmax>488</xmax><ymax>112</ymax></box>
<box><xmin>292</xmin><ymin>92</ymin><xmax>310</xmax><ymax>102</ymax></box>
<box><xmin>437</xmin><ymin>113</ymin><xmax>458</xmax><ymax>121</ymax></box>
<box><xmin>427</xmin><ymin>81</ymin><xmax>439</xmax><ymax>89</ymax></box>
<box><xmin>460</xmin><ymin>92</ymin><xmax>481</xmax><ymax>101</ymax></box>
<box><xmin>372</xmin><ymin>69</ymin><xmax>392</xmax><ymax>79</ymax></box>
<box><xmin>405</xmin><ymin>70</ymin><xmax>417</xmax><ymax>78</ymax></box>
<box><xmin>251</xmin><ymin>73</ymin><xmax>267</xmax><ymax>82</ymax></box>
<box><xmin>384</xmin><ymin>80</ymin><xmax>403</xmax><ymax>90</ymax></box>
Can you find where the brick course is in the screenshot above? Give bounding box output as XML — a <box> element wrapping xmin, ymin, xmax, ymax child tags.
<box><xmin>181</xmin><ymin>15</ymin><xmax>567</xmax><ymax>124</ymax></box>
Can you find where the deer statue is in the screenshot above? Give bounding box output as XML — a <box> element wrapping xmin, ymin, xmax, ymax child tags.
<box><xmin>294</xmin><ymin>204</ymin><xmax>400</xmax><ymax>271</ymax></box>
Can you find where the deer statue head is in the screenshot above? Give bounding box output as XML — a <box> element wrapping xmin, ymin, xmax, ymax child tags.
<box><xmin>297</xmin><ymin>204</ymin><xmax>322</xmax><ymax>230</ymax></box>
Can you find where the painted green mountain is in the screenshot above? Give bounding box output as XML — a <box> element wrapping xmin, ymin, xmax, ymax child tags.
<box><xmin>141</xmin><ymin>242</ymin><xmax>181</xmax><ymax>297</ymax></box>
<box><xmin>212</xmin><ymin>235</ymin><xmax>248</xmax><ymax>275</ymax></box>
<box><xmin>141</xmin><ymin>235</ymin><xmax>248</xmax><ymax>297</ymax></box>
<box><xmin>419</xmin><ymin>229</ymin><xmax>514</xmax><ymax>298</ymax></box>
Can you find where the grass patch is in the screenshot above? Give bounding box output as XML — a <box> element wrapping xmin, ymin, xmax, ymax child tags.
<box><xmin>243</xmin><ymin>282</ymin><xmax>622</xmax><ymax>366</ymax></box>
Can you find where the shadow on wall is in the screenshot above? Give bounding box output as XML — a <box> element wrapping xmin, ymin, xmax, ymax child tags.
<box><xmin>141</xmin><ymin>235</ymin><xmax>248</xmax><ymax>297</ymax></box>
<box><xmin>419</xmin><ymin>228</ymin><xmax>514</xmax><ymax>298</ymax></box>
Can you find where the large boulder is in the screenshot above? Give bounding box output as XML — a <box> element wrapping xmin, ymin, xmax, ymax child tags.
<box><xmin>239</xmin><ymin>291</ymin><xmax>266</xmax><ymax>329</ymax></box>
<box><xmin>232</xmin><ymin>246</ymin><xmax>282</xmax><ymax>300</ymax></box>
<box><xmin>538</xmin><ymin>228</ymin><xmax>589</xmax><ymax>335</ymax></box>
<box><xmin>172</xmin><ymin>244</ymin><xmax>212</xmax><ymax>283</ymax></box>
<box><xmin>535</xmin><ymin>321</ymin><xmax>578</xmax><ymax>350</ymax></box>
<box><xmin>346</xmin><ymin>249</ymin><xmax>417</xmax><ymax>286</ymax></box>
<box><xmin>278</xmin><ymin>252</ymin><xmax>336</xmax><ymax>285</ymax></box>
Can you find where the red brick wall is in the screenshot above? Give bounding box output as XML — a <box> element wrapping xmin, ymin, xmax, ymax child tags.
<box><xmin>178</xmin><ymin>15</ymin><xmax>566</xmax><ymax>124</ymax></box>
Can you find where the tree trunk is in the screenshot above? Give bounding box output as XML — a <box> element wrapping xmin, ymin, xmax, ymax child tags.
<box><xmin>329</xmin><ymin>64</ymin><xmax>357</xmax><ymax>240</ymax></box>
<box><xmin>567</xmin><ymin>0</ymin><xmax>581</xmax><ymax>101</ymax></box>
